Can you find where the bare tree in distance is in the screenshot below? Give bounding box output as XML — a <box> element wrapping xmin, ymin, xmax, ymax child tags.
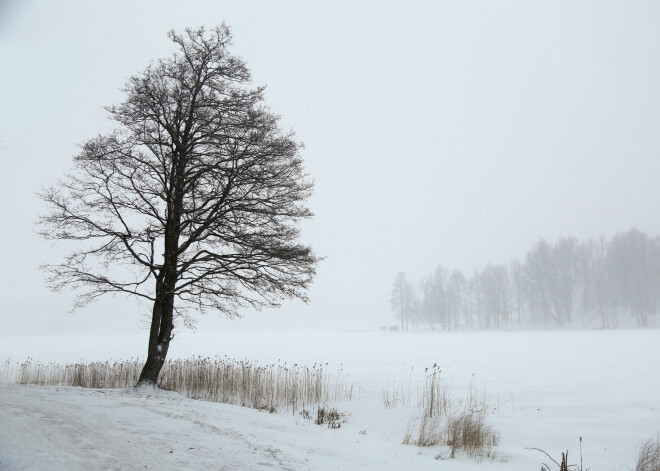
<box><xmin>38</xmin><ymin>25</ymin><xmax>319</xmax><ymax>385</ymax></box>
<box><xmin>393</xmin><ymin>229</ymin><xmax>660</xmax><ymax>330</ymax></box>
<box><xmin>607</xmin><ymin>228</ymin><xmax>660</xmax><ymax>327</ymax></box>
<box><xmin>391</xmin><ymin>272</ymin><xmax>417</xmax><ymax>330</ymax></box>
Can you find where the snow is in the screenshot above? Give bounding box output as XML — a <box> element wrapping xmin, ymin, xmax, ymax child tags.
<box><xmin>1</xmin><ymin>329</ymin><xmax>659</xmax><ymax>470</ymax></box>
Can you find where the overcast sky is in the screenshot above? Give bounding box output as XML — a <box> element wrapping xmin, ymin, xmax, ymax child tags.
<box><xmin>2</xmin><ymin>0</ymin><xmax>660</xmax><ymax>335</ymax></box>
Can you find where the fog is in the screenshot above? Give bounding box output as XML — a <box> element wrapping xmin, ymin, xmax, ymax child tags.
<box><xmin>2</xmin><ymin>1</ymin><xmax>660</xmax><ymax>336</ymax></box>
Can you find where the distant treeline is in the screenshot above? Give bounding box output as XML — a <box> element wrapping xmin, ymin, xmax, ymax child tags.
<box><xmin>391</xmin><ymin>228</ymin><xmax>660</xmax><ymax>330</ymax></box>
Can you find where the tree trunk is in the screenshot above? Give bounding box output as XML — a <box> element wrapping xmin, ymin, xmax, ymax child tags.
<box><xmin>137</xmin><ymin>296</ymin><xmax>174</xmax><ymax>386</ymax></box>
<box><xmin>137</xmin><ymin>286</ymin><xmax>175</xmax><ymax>385</ymax></box>
<box><xmin>137</xmin><ymin>156</ymin><xmax>185</xmax><ymax>386</ymax></box>
<box><xmin>137</xmin><ymin>220</ymin><xmax>180</xmax><ymax>386</ymax></box>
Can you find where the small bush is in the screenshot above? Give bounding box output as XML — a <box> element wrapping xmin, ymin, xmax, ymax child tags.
<box><xmin>446</xmin><ymin>410</ymin><xmax>499</xmax><ymax>458</ymax></box>
<box><xmin>400</xmin><ymin>367</ymin><xmax>500</xmax><ymax>460</ymax></box>
<box><xmin>403</xmin><ymin>408</ymin><xmax>500</xmax><ymax>459</ymax></box>
<box><xmin>402</xmin><ymin>413</ymin><xmax>443</xmax><ymax>447</ymax></box>
<box><xmin>637</xmin><ymin>433</ymin><xmax>660</xmax><ymax>471</ymax></box>
<box><xmin>315</xmin><ymin>405</ymin><xmax>346</xmax><ymax>429</ymax></box>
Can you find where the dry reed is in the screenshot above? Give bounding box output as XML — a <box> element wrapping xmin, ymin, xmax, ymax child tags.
<box><xmin>0</xmin><ymin>357</ymin><xmax>353</xmax><ymax>412</ymax></box>
<box><xmin>417</xmin><ymin>364</ymin><xmax>451</xmax><ymax>417</ymax></box>
<box><xmin>402</xmin><ymin>413</ymin><xmax>444</xmax><ymax>447</ymax></box>
<box><xmin>446</xmin><ymin>410</ymin><xmax>499</xmax><ymax>458</ymax></box>
<box><xmin>528</xmin><ymin>436</ymin><xmax>586</xmax><ymax>471</ymax></box>
<box><xmin>399</xmin><ymin>365</ymin><xmax>500</xmax><ymax>460</ymax></box>
<box><xmin>637</xmin><ymin>433</ymin><xmax>660</xmax><ymax>471</ymax></box>
<box><xmin>315</xmin><ymin>405</ymin><xmax>346</xmax><ymax>429</ymax></box>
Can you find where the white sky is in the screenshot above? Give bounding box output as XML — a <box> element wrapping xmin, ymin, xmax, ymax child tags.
<box><xmin>2</xmin><ymin>0</ymin><xmax>660</xmax><ymax>335</ymax></box>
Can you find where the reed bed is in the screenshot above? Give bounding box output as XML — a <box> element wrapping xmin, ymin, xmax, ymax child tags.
<box><xmin>0</xmin><ymin>357</ymin><xmax>353</xmax><ymax>412</ymax></box>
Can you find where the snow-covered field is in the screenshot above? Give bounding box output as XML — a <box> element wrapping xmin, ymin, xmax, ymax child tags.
<box><xmin>1</xmin><ymin>329</ymin><xmax>658</xmax><ymax>470</ymax></box>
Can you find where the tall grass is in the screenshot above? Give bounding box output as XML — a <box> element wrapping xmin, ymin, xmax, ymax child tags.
<box><xmin>400</xmin><ymin>366</ymin><xmax>500</xmax><ymax>460</ymax></box>
<box><xmin>417</xmin><ymin>364</ymin><xmax>451</xmax><ymax>417</ymax></box>
<box><xmin>445</xmin><ymin>410</ymin><xmax>499</xmax><ymax>458</ymax></box>
<box><xmin>1</xmin><ymin>358</ymin><xmax>143</xmax><ymax>389</ymax></box>
<box><xmin>528</xmin><ymin>438</ymin><xmax>586</xmax><ymax>471</ymax></box>
<box><xmin>637</xmin><ymin>433</ymin><xmax>660</xmax><ymax>471</ymax></box>
<box><xmin>0</xmin><ymin>357</ymin><xmax>353</xmax><ymax>412</ymax></box>
<box><xmin>383</xmin><ymin>378</ymin><xmax>415</xmax><ymax>409</ymax></box>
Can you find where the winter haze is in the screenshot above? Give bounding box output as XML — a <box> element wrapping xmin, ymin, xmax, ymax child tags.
<box><xmin>2</xmin><ymin>0</ymin><xmax>660</xmax><ymax>335</ymax></box>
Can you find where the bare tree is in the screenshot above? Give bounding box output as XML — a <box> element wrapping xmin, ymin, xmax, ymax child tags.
<box><xmin>390</xmin><ymin>272</ymin><xmax>416</xmax><ymax>330</ymax></box>
<box><xmin>447</xmin><ymin>270</ymin><xmax>465</xmax><ymax>329</ymax></box>
<box><xmin>607</xmin><ymin>229</ymin><xmax>660</xmax><ymax>326</ymax></box>
<box><xmin>508</xmin><ymin>260</ymin><xmax>526</xmax><ymax>324</ymax></box>
<box><xmin>476</xmin><ymin>263</ymin><xmax>510</xmax><ymax>329</ymax></box>
<box><xmin>525</xmin><ymin>239</ymin><xmax>552</xmax><ymax>323</ymax></box>
<box><xmin>551</xmin><ymin>237</ymin><xmax>578</xmax><ymax>324</ymax></box>
<box><xmin>38</xmin><ymin>25</ymin><xmax>319</xmax><ymax>385</ymax></box>
<box><xmin>582</xmin><ymin>237</ymin><xmax>617</xmax><ymax>327</ymax></box>
<box><xmin>421</xmin><ymin>266</ymin><xmax>449</xmax><ymax>330</ymax></box>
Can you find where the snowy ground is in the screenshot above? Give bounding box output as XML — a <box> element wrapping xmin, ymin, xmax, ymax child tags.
<box><xmin>1</xmin><ymin>329</ymin><xmax>658</xmax><ymax>470</ymax></box>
